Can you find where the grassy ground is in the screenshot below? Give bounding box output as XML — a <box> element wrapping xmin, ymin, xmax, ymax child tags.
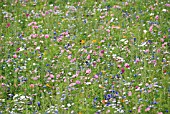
<box><xmin>0</xmin><ymin>0</ymin><xmax>170</xmax><ymax>114</ymax></box>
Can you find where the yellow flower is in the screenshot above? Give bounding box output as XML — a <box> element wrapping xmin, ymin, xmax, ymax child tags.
<box><xmin>46</xmin><ymin>84</ymin><xmax>51</xmax><ymax>88</ymax></box>
<box><xmin>44</xmin><ymin>51</ymin><xmax>46</xmax><ymax>56</ymax></box>
<box><xmin>123</xmin><ymin>36</ymin><xmax>126</xmax><ymax>38</ymax></box>
<box><xmin>121</xmin><ymin>99</ymin><xmax>125</xmax><ymax>103</ymax></box>
<box><xmin>92</xmin><ymin>40</ymin><xmax>97</xmax><ymax>43</ymax></box>
<box><xmin>102</xmin><ymin>70</ymin><xmax>106</xmax><ymax>74</ymax></box>
<box><xmin>80</xmin><ymin>40</ymin><xmax>85</xmax><ymax>44</ymax></box>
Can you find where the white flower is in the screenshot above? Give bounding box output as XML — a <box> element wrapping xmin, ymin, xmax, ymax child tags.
<box><xmin>36</xmin><ymin>46</ymin><xmax>40</xmax><ymax>50</ymax></box>
<box><xmin>133</xmin><ymin>106</ymin><xmax>136</xmax><ymax>110</ymax></box>
<box><xmin>19</xmin><ymin>47</ymin><xmax>24</xmax><ymax>51</ymax></box>
<box><xmin>120</xmin><ymin>110</ymin><xmax>124</xmax><ymax>113</ymax></box>
<box><xmin>68</xmin><ymin>72</ymin><xmax>72</xmax><ymax>75</ymax></box>
<box><xmin>120</xmin><ymin>39</ymin><xmax>126</xmax><ymax>42</ymax></box>
<box><xmin>162</xmin><ymin>9</ymin><xmax>167</xmax><ymax>12</ymax></box>
<box><xmin>143</xmin><ymin>30</ymin><xmax>147</xmax><ymax>34</ymax></box>
<box><xmin>86</xmin><ymin>82</ymin><xmax>91</xmax><ymax>85</ymax></box>
<box><xmin>150</xmin><ymin>13</ymin><xmax>154</xmax><ymax>16</ymax></box>
<box><xmin>67</xmin><ymin>103</ymin><xmax>71</xmax><ymax>107</ymax></box>
<box><xmin>20</xmin><ymin>96</ymin><xmax>25</xmax><ymax>100</ymax></box>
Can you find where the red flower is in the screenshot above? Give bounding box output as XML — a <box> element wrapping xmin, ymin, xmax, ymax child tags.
<box><xmin>6</xmin><ymin>23</ymin><xmax>10</xmax><ymax>28</ymax></box>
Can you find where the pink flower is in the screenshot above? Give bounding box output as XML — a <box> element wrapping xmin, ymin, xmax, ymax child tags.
<box><xmin>30</xmin><ymin>84</ymin><xmax>34</xmax><ymax>88</ymax></box>
<box><xmin>93</xmin><ymin>51</ymin><xmax>97</xmax><ymax>55</ymax></box>
<box><xmin>54</xmin><ymin>6</ymin><xmax>58</xmax><ymax>10</ymax></box>
<box><xmin>160</xmin><ymin>38</ymin><xmax>164</xmax><ymax>42</ymax></box>
<box><xmin>72</xmin><ymin>75</ymin><xmax>77</xmax><ymax>78</ymax></box>
<box><xmin>13</xmin><ymin>54</ymin><xmax>17</xmax><ymax>58</ymax></box>
<box><xmin>111</xmin><ymin>14</ymin><xmax>114</xmax><ymax>16</ymax></box>
<box><xmin>0</xmin><ymin>76</ymin><xmax>5</xmax><ymax>80</ymax></box>
<box><xmin>45</xmin><ymin>34</ymin><xmax>49</xmax><ymax>38</ymax></box>
<box><xmin>49</xmin><ymin>9</ymin><xmax>53</xmax><ymax>13</ymax></box>
<box><xmin>69</xmin><ymin>83</ymin><xmax>76</xmax><ymax>87</ymax></box>
<box><xmin>106</xmin><ymin>110</ymin><xmax>110</xmax><ymax>113</ymax></box>
<box><xmin>145</xmin><ymin>49</ymin><xmax>149</xmax><ymax>53</ymax></box>
<box><xmin>117</xmin><ymin>64</ymin><xmax>121</xmax><ymax>68</ymax></box>
<box><xmin>1</xmin><ymin>83</ymin><xmax>5</xmax><ymax>87</ymax></box>
<box><xmin>100</xmin><ymin>16</ymin><xmax>105</xmax><ymax>19</ymax></box>
<box><xmin>76</xmin><ymin>80</ymin><xmax>81</xmax><ymax>84</ymax></box>
<box><xmin>56</xmin><ymin>74</ymin><xmax>60</xmax><ymax>78</ymax></box>
<box><xmin>47</xmin><ymin>77</ymin><xmax>51</xmax><ymax>80</ymax></box>
<box><xmin>34</xmin><ymin>42</ymin><xmax>37</xmax><ymax>45</ymax></box>
<box><xmin>86</xmin><ymin>69</ymin><xmax>91</xmax><ymax>74</ymax></box>
<box><xmin>42</xmin><ymin>13</ymin><xmax>46</xmax><ymax>17</ymax></box>
<box><xmin>128</xmin><ymin>91</ymin><xmax>132</xmax><ymax>96</ymax></box>
<box><xmin>84</xmin><ymin>49</ymin><xmax>87</xmax><ymax>53</ymax></box>
<box><xmin>70</xmin><ymin>58</ymin><xmax>76</xmax><ymax>63</ymax></box>
<box><xmin>32</xmin><ymin>26</ymin><xmax>39</xmax><ymax>29</ymax></box>
<box><xmin>157</xmin><ymin>49</ymin><xmax>161</xmax><ymax>53</ymax></box>
<box><xmin>136</xmin><ymin>16</ymin><xmax>140</xmax><ymax>19</ymax></box>
<box><xmin>124</xmin><ymin>63</ymin><xmax>130</xmax><ymax>68</ymax></box>
<box><xmin>158</xmin><ymin>112</ymin><xmax>163</xmax><ymax>114</ymax></box>
<box><xmin>45</xmin><ymin>11</ymin><xmax>49</xmax><ymax>15</ymax></box>
<box><xmin>94</xmin><ymin>75</ymin><xmax>99</xmax><ymax>79</ymax></box>
<box><xmin>31</xmin><ymin>34</ymin><xmax>38</xmax><ymax>38</ymax></box>
<box><xmin>92</xmin><ymin>62</ymin><xmax>96</xmax><ymax>67</ymax></box>
<box><xmin>33</xmin><ymin>22</ymin><xmax>37</xmax><ymax>25</ymax></box>
<box><xmin>97</xmin><ymin>59</ymin><xmax>100</xmax><ymax>62</ymax></box>
<box><xmin>61</xmin><ymin>49</ymin><xmax>64</xmax><ymax>53</ymax></box>
<box><xmin>163</xmin><ymin>35</ymin><xmax>167</xmax><ymax>39</ymax></box>
<box><xmin>165</xmin><ymin>4</ymin><xmax>170</xmax><ymax>7</ymax></box>
<box><xmin>50</xmin><ymin>74</ymin><xmax>54</xmax><ymax>78</ymax></box>
<box><xmin>106</xmin><ymin>29</ymin><xmax>110</xmax><ymax>33</ymax></box>
<box><xmin>86</xmin><ymin>54</ymin><xmax>91</xmax><ymax>60</ymax></box>
<box><xmin>33</xmin><ymin>77</ymin><xmax>38</xmax><ymax>80</ymax></box>
<box><xmin>149</xmin><ymin>25</ymin><xmax>153</xmax><ymax>32</ymax></box>
<box><xmin>135</xmin><ymin>58</ymin><xmax>140</xmax><ymax>63</ymax></box>
<box><xmin>148</xmin><ymin>90</ymin><xmax>151</xmax><ymax>93</ymax></box>
<box><xmin>99</xmin><ymin>53</ymin><xmax>103</xmax><ymax>57</ymax></box>
<box><xmin>138</xmin><ymin>108</ymin><xmax>141</xmax><ymax>113</ymax></box>
<box><xmin>155</xmin><ymin>15</ymin><xmax>159</xmax><ymax>20</ymax></box>
<box><xmin>57</xmin><ymin>38</ymin><xmax>62</xmax><ymax>42</ymax></box>
<box><xmin>76</xmin><ymin>71</ymin><xmax>80</xmax><ymax>75</ymax></box>
<box><xmin>162</xmin><ymin>44</ymin><xmax>165</xmax><ymax>48</ymax></box>
<box><xmin>68</xmin><ymin>55</ymin><xmax>72</xmax><ymax>59</ymax></box>
<box><xmin>145</xmin><ymin>107</ymin><xmax>150</xmax><ymax>112</ymax></box>
<box><xmin>28</xmin><ymin>22</ymin><xmax>33</xmax><ymax>26</ymax></box>
<box><xmin>125</xmin><ymin>2</ymin><xmax>128</xmax><ymax>6</ymax></box>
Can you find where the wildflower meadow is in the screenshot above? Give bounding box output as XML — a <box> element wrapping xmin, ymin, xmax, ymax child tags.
<box><xmin>0</xmin><ymin>0</ymin><xmax>170</xmax><ymax>114</ymax></box>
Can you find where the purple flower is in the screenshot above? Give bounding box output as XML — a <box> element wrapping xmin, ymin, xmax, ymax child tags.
<box><xmin>100</xmin><ymin>50</ymin><xmax>104</xmax><ymax>54</ymax></box>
